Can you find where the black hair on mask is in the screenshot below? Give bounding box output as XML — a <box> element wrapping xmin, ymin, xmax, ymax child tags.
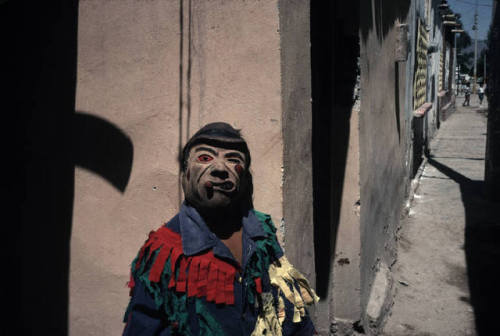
<box><xmin>179</xmin><ymin>122</ymin><xmax>251</xmax><ymax>172</ymax></box>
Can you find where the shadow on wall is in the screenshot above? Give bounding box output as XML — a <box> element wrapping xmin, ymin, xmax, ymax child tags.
<box><xmin>427</xmin><ymin>157</ymin><xmax>500</xmax><ymax>335</ymax></box>
<box><xmin>412</xmin><ymin>117</ymin><xmax>425</xmax><ymax>178</ymax></box>
<box><xmin>360</xmin><ymin>0</ymin><xmax>411</xmax><ymax>43</ymax></box>
<box><xmin>6</xmin><ymin>1</ymin><xmax>133</xmax><ymax>334</ymax></box>
<box><xmin>310</xmin><ymin>1</ymin><xmax>359</xmax><ymax>298</ymax></box>
<box><xmin>73</xmin><ymin>112</ymin><xmax>134</xmax><ymax>192</ymax></box>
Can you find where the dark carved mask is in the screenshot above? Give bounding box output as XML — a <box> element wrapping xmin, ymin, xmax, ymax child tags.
<box><xmin>181</xmin><ymin>142</ymin><xmax>249</xmax><ymax>212</ymax></box>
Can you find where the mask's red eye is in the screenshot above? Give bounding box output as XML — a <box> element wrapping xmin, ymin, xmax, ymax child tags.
<box><xmin>235</xmin><ymin>164</ymin><xmax>243</xmax><ymax>175</ymax></box>
<box><xmin>197</xmin><ymin>154</ymin><xmax>213</xmax><ymax>162</ymax></box>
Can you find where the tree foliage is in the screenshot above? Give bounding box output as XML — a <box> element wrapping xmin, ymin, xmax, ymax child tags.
<box><xmin>456</xmin><ymin>17</ymin><xmax>473</xmax><ymax>74</ymax></box>
<box><xmin>456</xmin><ymin>30</ymin><xmax>472</xmax><ymax>49</ymax></box>
<box><xmin>476</xmin><ymin>48</ymin><xmax>488</xmax><ymax>79</ymax></box>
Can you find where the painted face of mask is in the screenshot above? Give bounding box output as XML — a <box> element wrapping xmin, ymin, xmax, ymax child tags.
<box><xmin>182</xmin><ymin>143</ymin><xmax>247</xmax><ymax>210</ymax></box>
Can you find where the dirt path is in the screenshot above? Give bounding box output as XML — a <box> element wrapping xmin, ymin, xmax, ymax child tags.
<box><xmin>383</xmin><ymin>96</ymin><xmax>499</xmax><ymax>335</ymax></box>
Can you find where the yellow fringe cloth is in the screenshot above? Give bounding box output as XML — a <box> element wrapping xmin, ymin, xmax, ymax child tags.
<box><xmin>251</xmin><ymin>256</ymin><xmax>319</xmax><ymax>336</ymax></box>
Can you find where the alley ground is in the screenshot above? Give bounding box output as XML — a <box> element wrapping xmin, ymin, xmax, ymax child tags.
<box><xmin>383</xmin><ymin>95</ymin><xmax>500</xmax><ymax>335</ymax></box>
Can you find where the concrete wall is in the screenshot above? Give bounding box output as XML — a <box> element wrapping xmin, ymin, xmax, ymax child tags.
<box><xmin>328</xmin><ymin>6</ymin><xmax>362</xmax><ymax>333</ymax></box>
<box><xmin>279</xmin><ymin>0</ymin><xmax>314</xmax><ymax>278</ymax></box>
<box><xmin>71</xmin><ymin>1</ymin><xmax>283</xmax><ymax>334</ymax></box>
<box><xmin>303</xmin><ymin>3</ymin><xmax>362</xmax><ymax>334</ymax></box>
<box><xmin>330</xmin><ymin>107</ymin><xmax>361</xmax><ymax>331</ymax></box>
<box><xmin>427</xmin><ymin>0</ymin><xmax>443</xmax><ymax>140</ymax></box>
<box><xmin>485</xmin><ymin>0</ymin><xmax>500</xmax><ymax>200</ymax></box>
<box><xmin>412</xmin><ymin>0</ymin><xmax>447</xmax><ymax>174</ymax></box>
<box><xmin>359</xmin><ymin>0</ymin><xmax>413</xmax><ymax>332</ymax></box>
<box><xmin>359</xmin><ymin>1</ymin><xmax>457</xmax><ymax>333</ymax></box>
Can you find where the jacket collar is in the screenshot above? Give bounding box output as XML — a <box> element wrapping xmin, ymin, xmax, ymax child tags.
<box><xmin>178</xmin><ymin>202</ymin><xmax>266</xmax><ymax>258</ymax></box>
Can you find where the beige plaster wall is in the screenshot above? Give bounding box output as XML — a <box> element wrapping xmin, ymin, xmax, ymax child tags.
<box><xmin>70</xmin><ymin>0</ymin><xmax>282</xmax><ymax>334</ymax></box>
<box><xmin>332</xmin><ymin>108</ymin><xmax>361</xmax><ymax>322</ymax></box>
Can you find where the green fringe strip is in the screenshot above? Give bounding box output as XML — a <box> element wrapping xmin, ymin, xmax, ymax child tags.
<box><xmin>245</xmin><ymin>210</ymin><xmax>283</xmax><ymax>306</ymax></box>
<box><xmin>125</xmin><ymin>245</ymin><xmax>191</xmax><ymax>335</ymax></box>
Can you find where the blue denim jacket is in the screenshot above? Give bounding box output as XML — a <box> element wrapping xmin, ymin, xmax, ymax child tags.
<box><xmin>123</xmin><ymin>203</ymin><xmax>315</xmax><ymax>335</ymax></box>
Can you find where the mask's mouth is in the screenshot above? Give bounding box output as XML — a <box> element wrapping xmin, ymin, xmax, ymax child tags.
<box><xmin>212</xmin><ymin>181</ymin><xmax>235</xmax><ymax>191</ymax></box>
<box><xmin>205</xmin><ymin>181</ymin><xmax>235</xmax><ymax>193</ymax></box>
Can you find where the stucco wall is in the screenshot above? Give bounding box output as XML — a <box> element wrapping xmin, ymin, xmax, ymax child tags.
<box><xmin>71</xmin><ymin>1</ymin><xmax>283</xmax><ymax>334</ymax></box>
<box><xmin>331</xmin><ymin>107</ymin><xmax>361</xmax><ymax>324</ymax></box>
<box><xmin>427</xmin><ymin>0</ymin><xmax>443</xmax><ymax>140</ymax></box>
<box><xmin>278</xmin><ymin>0</ymin><xmax>314</xmax><ymax>286</ymax></box>
<box><xmin>485</xmin><ymin>0</ymin><xmax>500</xmax><ymax>200</ymax></box>
<box><xmin>359</xmin><ymin>0</ymin><xmax>413</xmax><ymax>331</ymax></box>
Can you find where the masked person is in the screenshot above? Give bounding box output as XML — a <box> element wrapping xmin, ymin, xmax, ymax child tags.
<box><xmin>123</xmin><ymin>122</ymin><xmax>318</xmax><ymax>336</ymax></box>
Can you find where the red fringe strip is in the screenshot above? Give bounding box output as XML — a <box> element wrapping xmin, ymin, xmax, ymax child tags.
<box><xmin>128</xmin><ymin>274</ymin><xmax>135</xmax><ymax>289</ymax></box>
<box><xmin>131</xmin><ymin>226</ymin><xmax>240</xmax><ymax>305</ymax></box>
<box><xmin>254</xmin><ymin>277</ymin><xmax>262</xmax><ymax>294</ymax></box>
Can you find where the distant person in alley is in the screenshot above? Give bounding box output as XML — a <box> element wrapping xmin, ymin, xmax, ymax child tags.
<box><xmin>463</xmin><ymin>83</ymin><xmax>471</xmax><ymax>107</ymax></box>
<box><xmin>123</xmin><ymin>122</ymin><xmax>318</xmax><ymax>335</ymax></box>
<box><xmin>478</xmin><ymin>83</ymin><xmax>485</xmax><ymax>106</ymax></box>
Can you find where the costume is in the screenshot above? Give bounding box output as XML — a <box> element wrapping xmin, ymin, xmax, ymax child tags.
<box><xmin>123</xmin><ymin>203</ymin><xmax>318</xmax><ymax>335</ymax></box>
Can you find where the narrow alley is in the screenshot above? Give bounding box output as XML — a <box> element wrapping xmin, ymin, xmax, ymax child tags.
<box><xmin>10</xmin><ymin>0</ymin><xmax>500</xmax><ymax>334</ymax></box>
<box><xmin>384</xmin><ymin>95</ymin><xmax>499</xmax><ymax>335</ymax></box>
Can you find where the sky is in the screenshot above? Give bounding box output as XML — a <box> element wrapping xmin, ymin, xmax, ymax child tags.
<box><xmin>447</xmin><ymin>0</ymin><xmax>494</xmax><ymax>41</ymax></box>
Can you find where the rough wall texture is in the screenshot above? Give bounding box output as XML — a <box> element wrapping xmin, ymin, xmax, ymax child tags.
<box><xmin>426</xmin><ymin>0</ymin><xmax>443</xmax><ymax>141</ymax></box>
<box><xmin>278</xmin><ymin>0</ymin><xmax>314</xmax><ymax>289</ymax></box>
<box><xmin>438</xmin><ymin>39</ymin><xmax>456</xmax><ymax>122</ymax></box>
<box><xmin>486</xmin><ymin>0</ymin><xmax>500</xmax><ymax>200</ymax></box>
<box><xmin>359</xmin><ymin>0</ymin><xmax>413</xmax><ymax>332</ymax></box>
<box><xmin>412</xmin><ymin>0</ymin><xmax>441</xmax><ymax>177</ymax></box>
<box><xmin>72</xmin><ymin>1</ymin><xmax>283</xmax><ymax>334</ymax></box>
<box><xmin>331</xmin><ymin>107</ymin><xmax>361</xmax><ymax>326</ymax></box>
<box><xmin>307</xmin><ymin>4</ymin><xmax>363</xmax><ymax>334</ymax></box>
<box><xmin>359</xmin><ymin>1</ymin><xmax>455</xmax><ymax>333</ymax></box>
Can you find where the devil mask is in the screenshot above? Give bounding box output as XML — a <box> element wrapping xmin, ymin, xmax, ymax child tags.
<box><xmin>180</xmin><ymin>123</ymin><xmax>252</xmax><ymax>214</ymax></box>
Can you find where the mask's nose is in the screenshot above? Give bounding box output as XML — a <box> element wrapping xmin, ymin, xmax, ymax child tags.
<box><xmin>210</xmin><ymin>160</ymin><xmax>229</xmax><ymax>180</ymax></box>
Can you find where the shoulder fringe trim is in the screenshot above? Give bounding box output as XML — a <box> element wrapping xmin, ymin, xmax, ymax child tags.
<box><xmin>130</xmin><ymin>226</ymin><xmax>238</xmax><ymax>305</ymax></box>
<box><xmin>269</xmin><ymin>256</ymin><xmax>319</xmax><ymax>323</ymax></box>
<box><xmin>251</xmin><ymin>256</ymin><xmax>319</xmax><ymax>336</ymax></box>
